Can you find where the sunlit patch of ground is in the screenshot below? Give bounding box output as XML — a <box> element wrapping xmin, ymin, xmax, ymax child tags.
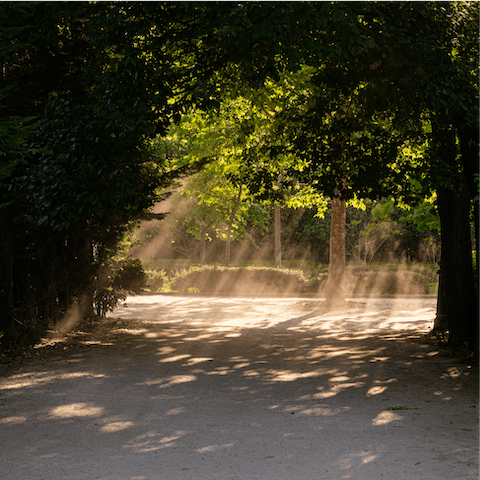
<box><xmin>0</xmin><ymin>294</ymin><xmax>477</xmax><ymax>480</ymax></box>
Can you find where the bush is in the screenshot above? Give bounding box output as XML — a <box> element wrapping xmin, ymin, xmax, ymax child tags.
<box><xmin>144</xmin><ymin>268</ymin><xmax>168</xmax><ymax>292</ymax></box>
<box><xmin>169</xmin><ymin>265</ymin><xmax>321</xmax><ymax>296</ymax></box>
<box><xmin>143</xmin><ymin>262</ymin><xmax>438</xmax><ymax>297</ymax></box>
<box><xmin>93</xmin><ymin>258</ymin><xmax>147</xmax><ymax>316</ymax></box>
<box><xmin>345</xmin><ymin>264</ymin><xmax>437</xmax><ymax>295</ymax></box>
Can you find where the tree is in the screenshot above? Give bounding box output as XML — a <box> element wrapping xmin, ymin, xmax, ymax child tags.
<box><xmin>163</xmin><ymin>65</ymin><xmax>325</xmax><ymax>268</ymax></box>
<box><xmin>0</xmin><ymin>2</ymin><xmax>208</xmax><ymax>348</ymax></box>
<box><xmin>196</xmin><ymin>3</ymin><xmax>473</xmax><ymax>325</ymax></box>
<box><xmin>2</xmin><ymin>1</ymin><xmax>477</xmax><ymax>348</ymax></box>
<box><xmin>163</xmin><ymin>100</ymin><xmax>274</xmax><ymax>266</ymax></box>
<box><xmin>286</xmin><ymin>2</ymin><xmax>478</xmax><ymax>342</ymax></box>
<box><xmin>345</xmin><ymin>199</ymin><xmax>401</xmax><ymax>266</ymax></box>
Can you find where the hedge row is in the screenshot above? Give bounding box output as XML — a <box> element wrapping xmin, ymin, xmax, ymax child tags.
<box><xmin>144</xmin><ymin>264</ymin><xmax>438</xmax><ymax>296</ymax></box>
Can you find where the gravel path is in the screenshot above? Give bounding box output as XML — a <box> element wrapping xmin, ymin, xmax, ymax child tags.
<box><xmin>0</xmin><ymin>295</ymin><xmax>478</xmax><ymax>480</ymax></box>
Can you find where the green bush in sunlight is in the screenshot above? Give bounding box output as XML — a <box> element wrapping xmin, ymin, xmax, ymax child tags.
<box><xmin>168</xmin><ymin>265</ymin><xmax>322</xmax><ymax>296</ymax></box>
<box><xmin>93</xmin><ymin>258</ymin><xmax>147</xmax><ymax>315</ymax></box>
<box><xmin>142</xmin><ymin>261</ymin><xmax>438</xmax><ymax>296</ymax></box>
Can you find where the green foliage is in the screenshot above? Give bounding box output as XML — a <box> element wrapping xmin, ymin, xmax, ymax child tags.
<box><xmin>17</xmin><ymin>98</ymin><xmax>162</xmax><ymax>232</ymax></box>
<box><xmin>93</xmin><ymin>258</ymin><xmax>147</xmax><ymax>317</ymax></box>
<box><xmin>163</xmin><ymin>99</ymin><xmax>276</xmax><ymax>247</ymax></box>
<box><xmin>0</xmin><ymin>115</ymin><xmax>38</xmax><ymax>210</ymax></box>
<box><xmin>168</xmin><ymin>265</ymin><xmax>319</xmax><ymax>296</ymax></box>
<box><xmin>143</xmin><ymin>261</ymin><xmax>437</xmax><ymax>297</ymax></box>
<box><xmin>281</xmin><ymin>207</ymin><xmax>331</xmax><ymax>262</ymax></box>
<box><xmin>474</xmin><ymin>174</ymin><xmax>479</xmax><ymax>204</ymax></box>
<box><xmin>0</xmin><ymin>1</ymin><xmax>477</xmax><ymax>349</ymax></box>
<box><xmin>394</xmin><ymin>197</ymin><xmax>441</xmax><ymax>264</ymax></box>
<box><xmin>346</xmin><ymin>264</ymin><xmax>437</xmax><ymax>296</ymax></box>
<box><xmin>162</xmin><ymin>68</ymin><xmax>329</xmax><ymax>256</ymax></box>
<box><xmin>344</xmin><ymin>199</ymin><xmax>401</xmax><ymax>265</ymax></box>
<box><xmin>0</xmin><ymin>2</ymin><xmax>210</xmax><ymax>349</ymax></box>
<box><xmin>144</xmin><ymin>268</ymin><xmax>169</xmax><ymax>293</ymax></box>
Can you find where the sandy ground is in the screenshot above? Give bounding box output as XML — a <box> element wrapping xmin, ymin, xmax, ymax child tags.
<box><xmin>0</xmin><ymin>295</ymin><xmax>478</xmax><ymax>480</ymax></box>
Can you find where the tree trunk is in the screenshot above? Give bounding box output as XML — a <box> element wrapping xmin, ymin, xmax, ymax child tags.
<box><xmin>225</xmin><ymin>184</ymin><xmax>242</xmax><ymax>267</ymax></box>
<box><xmin>200</xmin><ymin>225</ymin><xmax>207</xmax><ymax>264</ymax></box>
<box><xmin>434</xmin><ymin>260</ymin><xmax>448</xmax><ymax>331</ymax></box>
<box><xmin>433</xmin><ymin>121</ymin><xmax>477</xmax><ymax>344</ymax></box>
<box><xmin>274</xmin><ymin>203</ymin><xmax>282</xmax><ymax>268</ymax></box>
<box><xmin>437</xmin><ymin>184</ymin><xmax>477</xmax><ymax>344</ymax></box>
<box><xmin>458</xmin><ymin>127</ymin><xmax>480</xmax><ymax>347</ymax></box>
<box><xmin>325</xmin><ymin>194</ymin><xmax>346</xmax><ymax>307</ymax></box>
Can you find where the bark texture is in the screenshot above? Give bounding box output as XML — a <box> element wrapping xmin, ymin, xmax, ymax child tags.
<box><xmin>274</xmin><ymin>203</ymin><xmax>282</xmax><ymax>268</ymax></box>
<box><xmin>326</xmin><ymin>195</ymin><xmax>346</xmax><ymax>306</ymax></box>
<box><xmin>433</xmin><ymin>121</ymin><xmax>477</xmax><ymax>344</ymax></box>
<box><xmin>200</xmin><ymin>225</ymin><xmax>207</xmax><ymax>264</ymax></box>
<box><xmin>437</xmin><ymin>185</ymin><xmax>477</xmax><ymax>343</ymax></box>
<box><xmin>458</xmin><ymin>127</ymin><xmax>479</xmax><ymax>348</ymax></box>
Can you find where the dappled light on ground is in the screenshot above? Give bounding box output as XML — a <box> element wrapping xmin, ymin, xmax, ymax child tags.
<box><xmin>0</xmin><ymin>295</ymin><xmax>477</xmax><ymax>480</ymax></box>
<box><xmin>48</xmin><ymin>402</ymin><xmax>104</xmax><ymax>419</ymax></box>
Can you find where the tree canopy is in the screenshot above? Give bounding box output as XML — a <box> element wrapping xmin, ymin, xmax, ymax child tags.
<box><xmin>0</xmin><ymin>1</ymin><xmax>477</xmax><ymax>349</ymax></box>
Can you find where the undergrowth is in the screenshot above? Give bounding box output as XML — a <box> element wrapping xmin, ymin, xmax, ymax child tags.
<box><xmin>142</xmin><ymin>261</ymin><xmax>438</xmax><ymax>296</ymax></box>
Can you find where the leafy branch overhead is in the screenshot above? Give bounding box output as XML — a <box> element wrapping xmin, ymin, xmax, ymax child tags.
<box><xmin>0</xmin><ymin>2</ymin><xmax>477</xmax><ymax>350</ymax></box>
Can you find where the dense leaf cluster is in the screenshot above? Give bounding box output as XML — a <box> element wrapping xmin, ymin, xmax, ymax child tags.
<box><xmin>0</xmin><ymin>2</ymin><xmax>205</xmax><ymax>349</ymax></box>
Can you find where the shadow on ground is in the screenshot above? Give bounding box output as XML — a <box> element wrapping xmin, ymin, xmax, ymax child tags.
<box><xmin>0</xmin><ymin>296</ymin><xmax>477</xmax><ymax>480</ymax></box>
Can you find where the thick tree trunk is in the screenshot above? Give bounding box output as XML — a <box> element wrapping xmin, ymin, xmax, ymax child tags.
<box><xmin>437</xmin><ymin>184</ymin><xmax>477</xmax><ymax>343</ymax></box>
<box><xmin>274</xmin><ymin>203</ymin><xmax>282</xmax><ymax>268</ymax></box>
<box><xmin>433</xmin><ymin>121</ymin><xmax>477</xmax><ymax>344</ymax></box>
<box><xmin>473</xmin><ymin>203</ymin><xmax>480</xmax><ymax>348</ymax></box>
<box><xmin>458</xmin><ymin>127</ymin><xmax>480</xmax><ymax>347</ymax></box>
<box><xmin>326</xmin><ymin>194</ymin><xmax>346</xmax><ymax>307</ymax></box>
<box><xmin>225</xmin><ymin>184</ymin><xmax>242</xmax><ymax>267</ymax></box>
<box><xmin>434</xmin><ymin>260</ymin><xmax>448</xmax><ymax>331</ymax></box>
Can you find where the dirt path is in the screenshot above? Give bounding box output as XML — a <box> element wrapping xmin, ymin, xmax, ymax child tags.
<box><xmin>0</xmin><ymin>296</ymin><xmax>478</xmax><ymax>480</ymax></box>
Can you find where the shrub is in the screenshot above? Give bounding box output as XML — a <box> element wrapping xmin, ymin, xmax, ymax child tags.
<box><xmin>345</xmin><ymin>264</ymin><xmax>437</xmax><ymax>295</ymax></box>
<box><xmin>169</xmin><ymin>265</ymin><xmax>320</xmax><ymax>296</ymax></box>
<box><xmin>93</xmin><ymin>257</ymin><xmax>147</xmax><ymax>316</ymax></box>
<box><xmin>144</xmin><ymin>268</ymin><xmax>167</xmax><ymax>292</ymax></box>
<box><xmin>143</xmin><ymin>262</ymin><xmax>438</xmax><ymax>297</ymax></box>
